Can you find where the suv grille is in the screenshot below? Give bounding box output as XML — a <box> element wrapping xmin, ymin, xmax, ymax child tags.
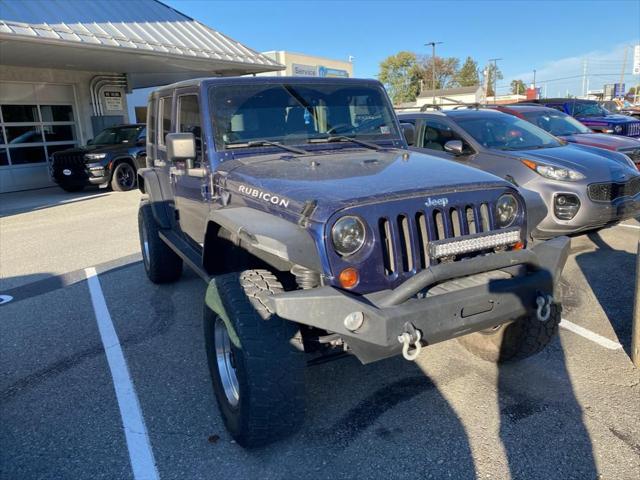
<box><xmin>587</xmin><ymin>176</ymin><xmax>640</xmax><ymax>202</ymax></box>
<box><xmin>51</xmin><ymin>152</ymin><xmax>87</xmax><ymax>180</ymax></box>
<box><xmin>624</xmin><ymin>122</ymin><xmax>640</xmax><ymax>137</ymax></box>
<box><xmin>379</xmin><ymin>203</ymin><xmax>494</xmax><ymax>275</ymax></box>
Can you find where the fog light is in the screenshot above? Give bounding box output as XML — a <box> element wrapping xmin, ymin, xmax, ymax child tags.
<box><xmin>338</xmin><ymin>267</ymin><xmax>359</xmax><ymax>289</ymax></box>
<box><xmin>554</xmin><ymin>194</ymin><xmax>580</xmax><ymax>220</ymax></box>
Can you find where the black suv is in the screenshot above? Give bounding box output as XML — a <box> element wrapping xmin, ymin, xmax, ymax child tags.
<box><xmin>51</xmin><ymin>124</ymin><xmax>146</xmax><ymax>192</ymax></box>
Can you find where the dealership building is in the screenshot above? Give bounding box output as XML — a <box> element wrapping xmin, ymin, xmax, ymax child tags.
<box><xmin>0</xmin><ymin>0</ymin><xmax>283</xmax><ymax>193</ymax></box>
<box><xmin>260</xmin><ymin>51</ymin><xmax>353</xmax><ymax>78</ymax></box>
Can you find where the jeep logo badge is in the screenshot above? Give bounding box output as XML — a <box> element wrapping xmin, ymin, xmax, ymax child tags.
<box><xmin>62</xmin><ymin>169</ymin><xmax>72</xmax><ymax>176</ymax></box>
<box><xmin>424</xmin><ymin>197</ymin><xmax>449</xmax><ymax>208</ymax></box>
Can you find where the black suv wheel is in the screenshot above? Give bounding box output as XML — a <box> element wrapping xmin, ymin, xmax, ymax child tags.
<box><xmin>111</xmin><ymin>161</ymin><xmax>137</xmax><ymax>191</ymax></box>
<box><xmin>138</xmin><ymin>202</ymin><xmax>182</xmax><ymax>283</ymax></box>
<box><xmin>457</xmin><ymin>304</ymin><xmax>561</xmax><ymax>362</ymax></box>
<box><xmin>204</xmin><ymin>270</ymin><xmax>305</xmax><ymax>447</ymax></box>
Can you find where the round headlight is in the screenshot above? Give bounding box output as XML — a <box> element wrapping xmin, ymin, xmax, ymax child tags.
<box><xmin>496</xmin><ymin>194</ymin><xmax>518</xmax><ymax>228</ymax></box>
<box><xmin>331</xmin><ymin>216</ymin><xmax>366</xmax><ymax>256</ymax></box>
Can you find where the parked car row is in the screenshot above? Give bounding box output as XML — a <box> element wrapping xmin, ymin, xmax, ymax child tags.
<box><xmin>398</xmin><ymin>106</ymin><xmax>640</xmax><ymax>238</ymax></box>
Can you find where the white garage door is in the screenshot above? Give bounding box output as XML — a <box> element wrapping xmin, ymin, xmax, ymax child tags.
<box><xmin>0</xmin><ymin>83</ymin><xmax>80</xmax><ymax>193</ymax></box>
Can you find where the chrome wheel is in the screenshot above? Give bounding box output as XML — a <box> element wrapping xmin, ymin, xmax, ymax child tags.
<box><xmin>214</xmin><ymin>317</ymin><xmax>240</xmax><ymax>407</ymax></box>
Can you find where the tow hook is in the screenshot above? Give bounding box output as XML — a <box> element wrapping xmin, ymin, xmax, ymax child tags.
<box><xmin>536</xmin><ymin>293</ymin><xmax>554</xmax><ymax>322</ymax></box>
<box><xmin>398</xmin><ymin>322</ymin><xmax>423</xmax><ymax>361</ymax></box>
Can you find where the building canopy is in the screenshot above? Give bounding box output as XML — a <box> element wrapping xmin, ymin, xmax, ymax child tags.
<box><xmin>0</xmin><ymin>0</ymin><xmax>284</xmax><ymax>88</ymax></box>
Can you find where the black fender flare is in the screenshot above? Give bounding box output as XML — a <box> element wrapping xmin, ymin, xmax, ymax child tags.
<box><xmin>137</xmin><ymin>168</ymin><xmax>172</xmax><ymax>229</ymax></box>
<box><xmin>207</xmin><ymin>207</ymin><xmax>322</xmax><ymax>272</ymax></box>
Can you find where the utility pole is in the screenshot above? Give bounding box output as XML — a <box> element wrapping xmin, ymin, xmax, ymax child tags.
<box><xmin>533</xmin><ymin>69</ymin><xmax>536</xmax><ymax>88</ymax></box>
<box><xmin>620</xmin><ymin>45</ymin><xmax>629</xmax><ymax>97</ymax></box>
<box><xmin>425</xmin><ymin>41</ymin><xmax>443</xmax><ymax>105</ymax></box>
<box><xmin>488</xmin><ymin>58</ymin><xmax>502</xmax><ymax>103</ymax></box>
<box><xmin>582</xmin><ymin>59</ymin><xmax>588</xmax><ymax>98</ymax></box>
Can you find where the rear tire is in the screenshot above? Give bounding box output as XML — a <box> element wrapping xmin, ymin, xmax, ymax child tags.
<box><xmin>457</xmin><ymin>304</ymin><xmax>561</xmax><ymax>363</ymax></box>
<box><xmin>204</xmin><ymin>269</ymin><xmax>305</xmax><ymax>447</ymax></box>
<box><xmin>138</xmin><ymin>202</ymin><xmax>182</xmax><ymax>283</ymax></box>
<box><xmin>111</xmin><ymin>162</ymin><xmax>137</xmax><ymax>192</ymax></box>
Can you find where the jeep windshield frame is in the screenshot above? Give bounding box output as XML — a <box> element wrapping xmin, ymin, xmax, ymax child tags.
<box><xmin>208</xmin><ymin>82</ymin><xmax>401</xmax><ymax>151</ymax></box>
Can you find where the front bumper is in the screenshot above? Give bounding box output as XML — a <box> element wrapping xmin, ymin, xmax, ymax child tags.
<box><xmin>266</xmin><ymin>236</ymin><xmax>570</xmax><ymax>363</ymax></box>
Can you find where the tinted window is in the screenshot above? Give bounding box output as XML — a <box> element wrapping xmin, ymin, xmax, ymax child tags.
<box><xmin>421</xmin><ymin>119</ymin><xmax>466</xmax><ymax>151</ymax></box>
<box><xmin>5</xmin><ymin>126</ymin><xmax>43</xmax><ymax>144</ymax></box>
<box><xmin>521</xmin><ymin>110</ymin><xmax>591</xmax><ymax>136</ymax></box>
<box><xmin>147</xmin><ymin>99</ymin><xmax>156</xmax><ymax>145</ymax></box>
<box><xmin>159</xmin><ymin>97</ymin><xmax>172</xmax><ymax>145</ymax></box>
<box><xmin>178</xmin><ymin>95</ymin><xmax>202</xmax><ymax>165</ymax></box>
<box><xmin>8</xmin><ymin>145</ymin><xmax>46</xmax><ymax>164</ymax></box>
<box><xmin>93</xmin><ymin>126</ymin><xmax>143</xmax><ymax>145</ymax></box>
<box><xmin>40</xmin><ymin>105</ymin><xmax>74</xmax><ymax>122</ymax></box>
<box><xmin>2</xmin><ymin>105</ymin><xmax>39</xmax><ymax>123</ymax></box>
<box><xmin>0</xmin><ymin>149</ymin><xmax>8</xmax><ymax>166</ymax></box>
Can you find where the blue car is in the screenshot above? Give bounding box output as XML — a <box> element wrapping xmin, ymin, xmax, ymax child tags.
<box><xmin>523</xmin><ymin>98</ymin><xmax>640</xmax><ymax>137</ymax></box>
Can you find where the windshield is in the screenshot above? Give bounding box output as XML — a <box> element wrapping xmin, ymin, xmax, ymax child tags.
<box><xmin>454</xmin><ymin>114</ymin><xmax>563</xmax><ymax>150</ymax></box>
<box><xmin>209</xmin><ymin>83</ymin><xmax>399</xmax><ymax>149</ymax></box>
<box><xmin>93</xmin><ymin>126</ymin><xmax>143</xmax><ymax>145</ymax></box>
<box><xmin>570</xmin><ymin>102</ymin><xmax>609</xmax><ymax>117</ymax></box>
<box><xmin>522</xmin><ymin>110</ymin><xmax>591</xmax><ymax>136</ymax></box>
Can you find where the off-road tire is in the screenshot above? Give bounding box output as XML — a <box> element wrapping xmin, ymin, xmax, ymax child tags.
<box><xmin>138</xmin><ymin>202</ymin><xmax>182</xmax><ymax>283</ymax></box>
<box><xmin>111</xmin><ymin>161</ymin><xmax>137</xmax><ymax>192</ymax></box>
<box><xmin>60</xmin><ymin>184</ymin><xmax>84</xmax><ymax>193</ymax></box>
<box><xmin>204</xmin><ymin>270</ymin><xmax>305</xmax><ymax>447</ymax></box>
<box><xmin>457</xmin><ymin>304</ymin><xmax>561</xmax><ymax>363</ymax></box>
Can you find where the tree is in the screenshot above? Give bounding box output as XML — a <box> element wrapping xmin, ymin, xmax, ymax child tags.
<box><xmin>378</xmin><ymin>51</ymin><xmax>422</xmax><ymax>104</ymax></box>
<box><xmin>456</xmin><ymin>57</ymin><xmax>480</xmax><ymax>87</ymax></box>
<box><xmin>484</xmin><ymin>63</ymin><xmax>504</xmax><ymax>97</ymax></box>
<box><xmin>510</xmin><ymin>79</ymin><xmax>526</xmax><ymax>96</ymax></box>
<box><xmin>418</xmin><ymin>56</ymin><xmax>460</xmax><ymax>90</ymax></box>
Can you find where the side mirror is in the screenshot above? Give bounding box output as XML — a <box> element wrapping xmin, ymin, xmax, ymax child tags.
<box><xmin>400</xmin><ymin>123</ymin><xmax>415</xmax><ymax>146</ymax></box>
<box><xmin>87</xmin><ymin>138</ymin><xmax>93</xmax><ymax>145</ymax></box>
<box><xmin>166</xmin><ymin>132</ymin><xmax>196</xmax><ymax>168</ymax></box>
<box><xmin>444</xmin><ymin>140</ymin><xmax>464</xmax><ymax>155</ymax></box>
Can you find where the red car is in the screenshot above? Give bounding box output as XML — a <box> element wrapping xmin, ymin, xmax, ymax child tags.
<box><xmin>494</xmin><ymin>104</ymin><xmax>640</xmax><ymax>168</ymax></box>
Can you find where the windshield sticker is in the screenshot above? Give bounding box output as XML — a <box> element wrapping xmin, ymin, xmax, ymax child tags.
<box><xmin>380</xmin><ymin>126</ymin><xmax>390</xmax><ymax>134</ymax></box>
<box><xmin>238</xmin><ymin>185</ymin><xmax>290</xmax><ymax>208</ymax></box>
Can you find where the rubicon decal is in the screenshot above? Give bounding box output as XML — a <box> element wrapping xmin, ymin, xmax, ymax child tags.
<box><xmin>238</xmin><ymin>185</ymin><xmax>290</xmax><ymax>208</ymax></box>
<box><xmin>424</xmin><ymin>197</ymin><xmax>449</xmax><ymax>208</ymax></box>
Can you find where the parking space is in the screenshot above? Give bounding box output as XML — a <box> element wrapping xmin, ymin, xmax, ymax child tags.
<box><xmin>1</xmin><ymin>189</ymin><xmax>639</xmax><ymax>480</ymax></box>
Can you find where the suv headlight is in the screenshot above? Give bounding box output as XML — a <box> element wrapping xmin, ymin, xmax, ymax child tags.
<box><xmin>331</xmin><ymin>216</ymin><xmax>366</xmax><ymax>256</ymax></box>
<box><xmin>496</xmin><ymin>194</ymin><xmax>518</xmax><ymax>228</ymax></box>
<box><xmin>521</xmin><ymin>159</ymin><xmax>585</xmax><ymax>181</ymax></box>
<box><xmin>85</xmin><ymin>153</ymin><xmax>107</xmax><ymax>160</ymax></box>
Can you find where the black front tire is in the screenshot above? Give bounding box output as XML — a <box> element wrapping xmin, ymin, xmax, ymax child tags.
<box><xmin>111</xmin><ymin>162</ymin><xmax>137</xmax><ymax>192</ymax></box>
<box><xmin>457</xmin><ymin>304</ymin><xmax>561</xmax><ymax>363</ymax></box>
<box><xmin>138</xmin><ymin>202</ymin><xmax>182</xmax><ymax>283</ymax></box>
<box><xmin>204</xmin><ymin>270</ymin><xmax>305</xmax><ymax>447</ymax></box>
<box><xmin>59</xmin><ymin>184</ymin><xmax>85</xmax><ymax>193</ymax></box>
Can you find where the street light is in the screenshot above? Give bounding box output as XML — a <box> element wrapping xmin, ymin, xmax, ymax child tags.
<box><xmin>425</xmin><ymin>41</ymin><xmax>443</xmax><ymax>105</ymax></box>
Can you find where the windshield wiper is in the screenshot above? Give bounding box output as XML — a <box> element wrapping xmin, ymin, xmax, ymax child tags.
<box><xmin>309</xmin><ymin>135</ymin><xmax>381</xmax><ymax>150</ymax></box>
<box><xmin>226</xmin><ymin>140</ymin><xmax>308</xmax><ymax>155</ymax></box>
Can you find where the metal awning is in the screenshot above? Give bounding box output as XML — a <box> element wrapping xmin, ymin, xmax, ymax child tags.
<box><xmin>0</xmin><ymin>0</ymin><xmax>283</xmax><ymax>88</ymax></box>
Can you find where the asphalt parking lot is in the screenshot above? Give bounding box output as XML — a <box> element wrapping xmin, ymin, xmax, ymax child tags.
<box><xmin>1</xmin><ymin>187</ymin><xmax>639</xmax><ymax>480</ymax></box>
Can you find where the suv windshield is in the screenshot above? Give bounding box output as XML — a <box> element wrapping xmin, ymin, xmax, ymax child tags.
<box><xmin>454</xmin><ymin>114</ymin><xmax>563</xmax><ymax>151</ymax></box>
<box><xmin>570</xmin><ymin>102</ymin><xmax>609</xmax><ymax>117</ymax></box>
<box><xmin>521</xmin><ymin>110</ymin><xmax>591</xmax><ymax>136</ymax></box>
<box><xmin>209</xmin><ymin>83</ymin><xmax>399</xmax><ymax>149</ymax></box>
<box><xmin>93</xmin><ymin>126</ymin><xmax>144</xmax><ymax>145</ymax></box>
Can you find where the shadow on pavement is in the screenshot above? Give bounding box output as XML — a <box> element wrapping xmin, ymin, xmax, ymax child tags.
<box><xmin>574</xmin><ymin>231</ymin><xmax>636</xmax><ymax>355</ymax></box>
<box><xmin>0</xmin><ymin>186</ymin><xmax>109</xmax><ymax>217</ymax></box>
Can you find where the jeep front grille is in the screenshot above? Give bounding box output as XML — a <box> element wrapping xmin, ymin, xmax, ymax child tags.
<box><xmin>51</xmin><ymin>152</ymin><xmax>86</xmax><ymax>179</ymax></box>
<box><xmin>587</xmin><ymin>177</ymin><xmax>640</xmax><ymax>202</ymax></box>
<box><xmin>624</xmin><ymin>122</ymin><xmax>640</xmax><ymax>137</ymax></box>
<box><xmin>379</xmin><ymin>203</ymin><xmax>494</xmax><ymax>275</ymax></box>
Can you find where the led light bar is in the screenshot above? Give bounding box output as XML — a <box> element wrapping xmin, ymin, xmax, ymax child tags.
<box><xmin>429</xmin><ymin>228</ymin><xmax>521</xmax><ymax>259</ymax></box>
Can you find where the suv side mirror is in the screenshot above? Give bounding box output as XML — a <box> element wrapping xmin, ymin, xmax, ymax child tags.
<box><xmin>167</xmin><ymin>132</ymin><xmax>196</xmax><ymax>168</ymax></box>
<box><xmin>444</xmin><ymin>140</ymin><xmax>464</xmax><ymax>155</ymax></box>
<box><xmin>400</xmin><ymin>123</ymin><xmax>415</xmax><ymax>146</ymax></box>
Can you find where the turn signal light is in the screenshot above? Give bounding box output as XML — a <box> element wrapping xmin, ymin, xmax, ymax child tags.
<box><xmin>338</xmin><ymin>267</ymin><xmax>359</xmax><ymax>289</ymax></box>
<box><xmin>512</xmin><ymin>241</ymin><xmax>525</xmax><ymax>250</ymax></box>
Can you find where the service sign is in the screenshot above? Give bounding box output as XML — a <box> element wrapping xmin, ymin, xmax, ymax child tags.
<box><xmin>318</xmin><ymin>66</ymin><xmax>349</xmax><ymax>78</ymax></box>
<box><xmin>292</xmin><ymin>63</ymin><xmax>317</xmax><ymax>77</ymax></box>
<box><xmin>104</xmin><ymin>91</ymin><xmax>123</xmax><ymax>111</ymax></box>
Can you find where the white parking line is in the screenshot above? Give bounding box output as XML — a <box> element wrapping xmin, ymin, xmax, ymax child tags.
<box><xmin>619</xmin><ymin>224</ymin><xmax>640</xmax><ymax>230</ymax></box>
<box><xmin>559</xmin><ymin>319</ymin><xmax>623</xmax><ymax>350</ymax></box>
<box><xmin>85</xmin><ymin>267</ymin><xmax>160</xmax><ymax>480</ymax></box>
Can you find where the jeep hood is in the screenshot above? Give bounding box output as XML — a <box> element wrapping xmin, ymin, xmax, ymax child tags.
<box><xmin>560</xmin><ymin>132</ymin><xmax>640</xmax><ymax>150</ymax></box>
<box><xmin>221</xmin><ymin>148</ymin><xmax>509</xmax><ymax>219</ymax></box>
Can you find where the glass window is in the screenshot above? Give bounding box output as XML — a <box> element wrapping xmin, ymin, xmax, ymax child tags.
<box><xmin>93</xmin><ymin>126</ymin><xmax>143</xmax><ymax>145</ymax></box>
<box><xmin>1</xmin><ymin>105</ymin><xmax>39</xmax><ymax>123</ymax></box>
<box><xmin>40</xmin><ymin>105</ymin><xmax>74</xmax><ymax>122</ymax></box>
<box><xmin>5</xmin><ymin>126</ymin><xmax>43</xmax><ymax>144</ymax></box>
<box><xmin>159</xmin><ymin>97</ymin><xmax>172</xmax><ymax>145</ymax></box>
<box><xmin>179</xmin><ymin>95</ymin><xmax>202</xmax><ymax>165</ymax></box>
<box><xmin>421</xmin><ymin>119</ymin><xmax>467</xmax><ymax>152</ymax></box>
<box><xmin>0</xmin><ymin>149</ymin><xmax>8</xmax><ymax>166</ymax></box>
<box><xmin>521</xmin><ymin>110</ymin><xmax>591</xmax><ymax>136</ymax></box>
<box><xmin>147</xmin><ymin>99</ymin><xmax>156</xmax><ymax>144</ymax></box>
<box><xmin>209</xmin><ymin>83</ymin><xmax>399</xmax><ymax>149</ymax></box>
<box><xmin>8</xmin><ymin>145</ymin><xmax>46</xmax><ymax>164</ymax></box>
<box><xmin>42</xmin><ymin>124</ymin><xmax>75</xmax><ymax>142</ymax></box>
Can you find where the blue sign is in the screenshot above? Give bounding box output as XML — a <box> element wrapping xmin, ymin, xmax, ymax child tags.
<box><xmin>318</xmin><ymin>66</ymin><xmax>349</xmax><ymax>78</ymax></box>
<box><xmin>614</xmin><ymin>83</ymin><xmax>625</xmax><ymax>97</ymax></box>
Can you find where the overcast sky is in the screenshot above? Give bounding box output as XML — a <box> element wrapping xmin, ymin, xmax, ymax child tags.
<box><xmin>129</xmin><ymin>0</ymin><xmax>640</xmax><ymax>112</ymax></box>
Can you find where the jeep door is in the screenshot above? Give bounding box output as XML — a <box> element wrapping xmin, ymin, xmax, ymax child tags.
<box><xmin>170</xmin><ymin>91</ymin><xmax>209</xmax><ymax>245</ymax></box>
